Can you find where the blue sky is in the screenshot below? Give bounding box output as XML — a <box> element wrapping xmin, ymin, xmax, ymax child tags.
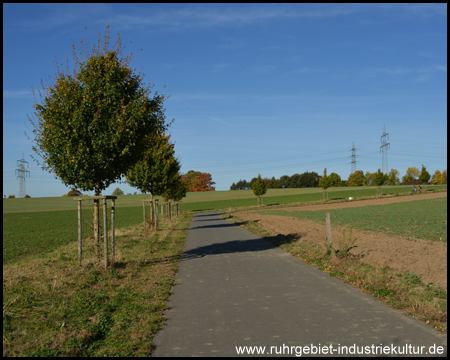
<box><xmin>3</xmin><ymin>4</ymin><xmax>447</xmax><ymax>197</ymax></box>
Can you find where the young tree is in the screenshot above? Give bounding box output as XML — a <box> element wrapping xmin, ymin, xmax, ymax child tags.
<box><xmin>252</xmin><ymin>174</ymin><xmax>267</xmax><ymax>207</ymax></box>
<box><xmin>111</xmin><ymin>188</ymin><xmax>124</xmax><ymax>196</ymax></box>
<box><xmin>387</xmin><ymin>169</ymin><xmax>400</xmax><ymax>185</ymax></box>
<box><xmin>374</xmin><ymin>169</ymin><xmax>388</xmax><ymax>187</ymax></box>
<box><xmin>279</xmin><ymin>175</ymin><xmax>290</xmax><ymax>188</ymax></box>
<box><xmin>328</xmin><ymin>172</ymin><xmax>341</xmax><ymax>187</ymax></box>
<box><xmin>126</xmin><ymin>134</ymin><xmax>181</xmax><ymax>198</ymax></box>
<box><xmin>26</xmin><ymin>26</ymin><xmax>170</xmax><ymax>262</ymax></box>
<box><xmin>319</xmin><ymin>168</ymin><xmax>331</xmax><ymax>190</ymax></box>
<box><xmin>432</xmin><ymin>169</ymin><xmax>447</xmax><ymax>184</ymax></box>
<box><xmin>347</xmin><ymin>170</ymin><xmax>364</xmax><ymax>186</ymax></box>
<box><xmin>181</xmin><ymin>170</ymin><xmax>202</xmax><ymax>191</ymax></box>
<box><xmin>190</xmin><ymin>173</ymin><xmax>216</xmax><ymax>191</ymax></box>
<box><xmin>163</xmin><ymin>174</ymin><xmax>187</xmax><ymax>202</ymax></box>
<box><xmin>363</xmin><ymin>171</ymin><xmax>376</xmax><ymax>186</ymax></box>
<box><xmin>419</xmin><ymin>165</ymin><xmax>431</xmax><ymax>184</ymax></box>
<box><xmin>402</xmin><ymin>167</ymin><xmax>420</xmax><ymax>184</ymax></box>
<box><xmin>67</xmin><ymin>189</ymin><xmax>83</xmax><ymax>196</ymax></box>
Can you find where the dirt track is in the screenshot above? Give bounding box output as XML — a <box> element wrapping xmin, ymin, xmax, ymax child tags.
<box><xmin>234</xmin><ymin>192</ymin><xmax>447</xmax><ymax>289</ymax></box>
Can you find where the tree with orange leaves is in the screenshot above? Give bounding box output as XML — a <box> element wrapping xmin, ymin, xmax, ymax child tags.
<box><xmin>181</xmin><ymin>171</ymin><xmax>215</xmax><ymax>191</ymax></box>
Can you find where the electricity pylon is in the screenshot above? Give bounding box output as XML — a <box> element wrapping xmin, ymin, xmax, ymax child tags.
<box><xmin>15</xmin><ymin>152</ymin><xmax>30</xmax><ymax>198</ymax></box>
<box><xmin>350</xmin><ymin>142</ymin><xmax>358</xmax><ymax>174</ymax></box>
<box><xmin>380</xmin><ymin>125</ymin><xmax>390</xmax><ymax>174</ymax></box>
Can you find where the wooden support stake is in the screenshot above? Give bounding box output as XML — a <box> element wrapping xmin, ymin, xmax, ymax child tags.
<box><xmin>143</xmin><ymin>201</ymin><xmax>146</xmax><ymax>231</ymax></box>
<box><xmin>247</xmin><ymin>208</ymin><xmax>250</xmax><ymax>222</ymax></box>
<box><xmin>103</xmin><ymin>198</ymin><xmax>108</xmax><ymax>267</ymax></box>
<box><xmin>176</xmin><ymin>202</ymin><xmax>179</xmax><ymax>218</ymax></box>
<box><xmin>155</xmin><ymin>200</ymin><xmax>159</xmax><ymax>230</ymax></box>
<box><xmin>78</xmin><ymin>200</ymin><xmax>82</xmax><ymax>265</ymax></box>
<box><xmin>161</xmin><ymin>204</ymin><xmax>164</xmax><ymax>222</ymax></box>
<box><xmin>229</xmin><ymin>206</ymin><xmax>231</xmax><ymax>217</ymax></box>
<box><xmin>326</xmin><ymin>212</ymin><xmax>332</xmax><ymax>249</ymax></box>
<box><xmin>179</xmin><ymin>201</ymin><xmax>182</xmax><ymax>213</ymax></box>
<box><xmin>111</xmin><ymin>199</ymin><xmax>115</xmax><ymax>265</ymax></box>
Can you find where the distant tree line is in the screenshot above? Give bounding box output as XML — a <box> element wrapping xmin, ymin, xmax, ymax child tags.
<box><xmin>230</xmin><ymin>171</ymin><xmax>326</xmax><ymax>190</ymax></box>
<box><xmin>230</xmin><ymin>165</ymin><xmax>447</xmax><ymax>190</ymax></box>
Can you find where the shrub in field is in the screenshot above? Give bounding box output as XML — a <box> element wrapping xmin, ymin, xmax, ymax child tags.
<box><xmin>329</xmin><ymin>172</ymin><xmax>342</xmax><ymax>187</ymax></box>
<box><xmin>8</xmin><ymin>195</ymin><xmax>15</xmax><ymax>198</ymax></box>
<box><xmin>374</xmin><ymin>169</ymin><xmax>388</xmax><ymax>187</ymax></box>
<box><xmin>387</xmin><ymin>169</ymin><xmax>400</xmax><ymax>185</ymax></box>
<box><xmin>347</xmin><ymin>170</ymin><xmax>364</xmax><ymax>186</ymax></box>
<box><xmin>252</xmin><ymin>174</ymin><xmax>267</xmax><ymax>207</ymax></box>
<box><xmin>419</xmin><ymin>165</ymin><xmax>430</xmax><ymax>184</ymax></box>
<box><xmin>67</xmin><ymin>189</ymin><xmax>82</xmax><ymax>196</ymax></box>
<box><xmin>111</xmin><ymin>187</ymin><xmax>124</xmax><ymax>196</ymax></box>
<box><xmin>25</xmin><ymin>194</ymin><xmax>31</xmax><ymax>198</ymax></box>
<box><xmin>402</xmin><ymin>167</ymin><xmax>420</xmax><ymax>184</ymax></box>
<box><xmin>432</xmin><ymin>169</ymin><xmax>447</xmax><ymax>184</ymax></box>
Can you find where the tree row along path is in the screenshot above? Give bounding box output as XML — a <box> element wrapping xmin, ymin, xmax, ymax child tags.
<box><xmin>152</xmin><ymin>211</ymin><xmax>446</xmax><ymax>356</ymax></box>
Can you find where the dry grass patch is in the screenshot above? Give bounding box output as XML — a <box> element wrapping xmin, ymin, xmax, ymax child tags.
<box><xmin>3</xmin><ymin>212</ymin><xmax>193</xmax><ymax>357</ymax></box>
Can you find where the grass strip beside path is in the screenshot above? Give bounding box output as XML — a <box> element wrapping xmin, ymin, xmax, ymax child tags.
<box><xmin>3</xmin><ymin>212</ymin><xmax>193</xmax><ymax>357</ymax></box>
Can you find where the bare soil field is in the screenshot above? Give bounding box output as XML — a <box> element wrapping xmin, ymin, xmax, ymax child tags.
<box><xmin>234</xmin><ymin>192</ymin><xmax>447</xmax><ymax>290</ymax></box>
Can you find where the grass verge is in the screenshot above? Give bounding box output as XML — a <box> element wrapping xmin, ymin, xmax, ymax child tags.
<box><xmin>3</xmin><ymin>212</ymin><xmax>193</xmax><ymax>357</ymax></box>
<box><xmin>222</xmin><ymin>214</ymin><xmax>447</xmax><ymax>334</ymax></box>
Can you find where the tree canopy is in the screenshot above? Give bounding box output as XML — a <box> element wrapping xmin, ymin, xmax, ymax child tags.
<box><xmin>374</xmin><ymin>169</ymin><xmax>388</xmax><ymax>187</ymax></box>
<box><xmin>26</xmin><ymin>25</ymin><xmax>170</xmax><ymax>196</ymax></box>
<box><xmin>386</xmin><ymin>169</ymin><xmax>400</xmax><ymax>185</ymax></box>
<box><xmin>126</xmin><ymin>134</ymin><xmax>181</xmax><ymax>197</ymax></box>
<box><xmin>419</xmin><ymin>165</ymin><xmax>431</xmax><ymax>184</ymax></box>
<box><xmin>181</xmin><ymin>171</ymin><xmax>215</xmax><ymax>192</ymax></box>
<box><xmin>402</xmin><ymin>167</ymin><xmax>420</xmax><ymax>184</ymax></box>
<box><xmin>319</xmin><ymin>168</ymin><xmax>331</xmax><ymax>190</ymax></box>
<box><xmin>252</xmin><ymin>174</ymin><xmax>267</xmax><ymax>206</ymax></box>
<box><xmin>347</xmin><ymin>170</ymin><xmax>364</xmax><ymax>186</ymax></box>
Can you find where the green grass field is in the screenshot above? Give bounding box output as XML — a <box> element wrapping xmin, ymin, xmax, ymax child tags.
<box><xmin>258</xmin><ymin>197</ymin><xmax>448</xmax><ymax>242</ymax></box>
<box><xmin>3</xmin><ymin>184</ymin><xmax>446</xmax><ymax>213</ymax></box>
<box><xmin>3</xmin><ymin>185</ymin><xmax>447</xmax><ymax>264</ymax></box>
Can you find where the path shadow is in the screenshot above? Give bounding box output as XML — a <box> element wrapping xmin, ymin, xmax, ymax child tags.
<box><xmin>189</xmin><ymin>222</ymin><xmax>242</xmax><ymax>230</ymax></box>
<box><xmin>180</xmin><ymin>237</ymin><xmax>275</xmax><ymax>261</ymax></box>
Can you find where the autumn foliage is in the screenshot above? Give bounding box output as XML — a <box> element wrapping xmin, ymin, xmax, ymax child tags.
<box><xmin>181</xmin><ymin>171</ymin><xmax>215</xmax><ymax>192</ymax></box>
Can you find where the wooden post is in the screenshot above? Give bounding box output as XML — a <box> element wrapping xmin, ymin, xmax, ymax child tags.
<box><xmin>176</xmin><ymin>202</ymin><xmax>179</xmax><ymax>218</ymax></box>
<box><xmin>103</xmin><ymin>198</ymin><xmax>108</xmax><ymax>267</ymax></box>
<box><xmin>247</xmin><ymin>208</ymin><xmax>250</xmax><ymax>222</ymax></box>
<box><xmin>161</xmin><ymin>204</ymin><xmax>164</xmax><ymax>222</ymax></box>
<box><xmin>111</xmin><ymin>199</ymin><xmax>115</xmax><ymax>265</ymax></box>
<box><xmin>78</xmin><ymin>200</ymin><xmax>82</xmax><ymax>266</ymax></box>
<box><xmin>155</xmin><ymin>199</ymin><xmax>159</xmax><ymax>230</ymax></box>
<box><xmin>94</xmin><ymin>198</ymin><xmax>100</xmax><ymax>263</ymax></box>
<box><xmin>229</xmin><ymin>206</ymin><xmax>231</xmax><ymax>218</ymax></box>
<box><xmin>169</xmin><ymin>202</ymin><xmax>172</xmax><ymax>221</ymax></box>
<box><xmin>150</xmin><ymin>200</ymin><xmax>153</xmax><ymax>230</ymax></box>
<box><xmin>326</xmin><ymin>212</ymin><xmax>332</xmax><ymax>250</ymax></box>
<box><xmin>179</xmin><ymin>201</ymin><xmax>182</xmax><ymax>213</ymax></box>
<box><xmin>143</xmin><ymin>201</ymin><xmax>146</xmax><ymax>231</ymax></box>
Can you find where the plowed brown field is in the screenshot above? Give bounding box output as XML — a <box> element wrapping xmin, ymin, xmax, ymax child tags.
<box><xmin>234</xmin><ymin>192</ymin><xmax>447</xmax><ymax>289</ymax></box>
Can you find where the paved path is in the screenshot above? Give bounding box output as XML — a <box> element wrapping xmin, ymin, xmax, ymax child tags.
<box><xmin>153</xmin><ymin>212</ymin><xmax>446</xmax><ymax>357</ymax></box>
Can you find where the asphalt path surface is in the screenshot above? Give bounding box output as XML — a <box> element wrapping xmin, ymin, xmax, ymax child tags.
<box><xmin>152</xmin><ymin>212</ymin><xmax>446</xmax><ymax>357</ymax></box>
